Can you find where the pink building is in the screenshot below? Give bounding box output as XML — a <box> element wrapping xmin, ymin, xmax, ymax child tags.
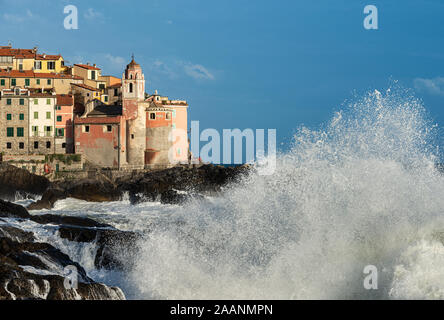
<box><xmin>74</xmin><ymin>58</ymin><xmax>189</xmax><ymax>169</ymax></box>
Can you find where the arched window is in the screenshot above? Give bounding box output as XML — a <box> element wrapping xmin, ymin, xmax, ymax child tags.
<box><xmin>129</xmin><ymin>83</ymin><xmax>133</xmax><ymax>93</ymax></box>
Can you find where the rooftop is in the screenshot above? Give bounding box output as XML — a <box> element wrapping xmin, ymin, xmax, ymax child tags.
<box><xmin>74</xmin><ymin>64</ymin><xmax>101</xmax><ymax>71</ymax></box>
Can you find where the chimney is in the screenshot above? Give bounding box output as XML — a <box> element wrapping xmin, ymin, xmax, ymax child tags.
<box><xmin>86</xmin><ymin>62</ymin><xmax>90</xmax><ymax>66</ymax></box>
<box><xmin>93</xmin><ymin>64</ymin><xmax>96</xmax><ymax>67</ymax></box>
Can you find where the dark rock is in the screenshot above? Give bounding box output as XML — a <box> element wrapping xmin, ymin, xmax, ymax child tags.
<box><xmin>0</xmin><ymin>199</ymin><xmax>30</xmax><ymax>219</ymax></box>
<box><xmin>0</xmin><ymin>228</ymin><xmax>125</xmax><ymax>300</ymax></box>
<box><xmin>0</xmin><ymin>164</ymin><xmax>50</xmax><ymax>200</ymax></box>
<box><xmin>27</xmin><ymin>188</ymin><xmax>66</xmax><ymax>211</ymax></box>
<box><xmin>57</xmin><ymin>225</ymin><xmax>141</xmax><ymax>270</ymax></box>
<box><xmin>0</xmin><ymin>226</ymin><xmax>35</xmax><ymax>243</ymax></box>
<box><xmin>30</xmin><ymin>214</ymin><xmax>111</xmax><ymax>228</ymax></box>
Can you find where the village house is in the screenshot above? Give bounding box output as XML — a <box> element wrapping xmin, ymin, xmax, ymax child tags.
<box><xmin>55</xmin><ymin>94</ymin><xmax>75</xmax><ymax>154</ymax></box>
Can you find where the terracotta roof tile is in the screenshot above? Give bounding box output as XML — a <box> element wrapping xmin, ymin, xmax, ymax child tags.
<box><xmin>74</xmin><ymin>64</ymin><xmax>101</xmax><ymax>71</ymax></box>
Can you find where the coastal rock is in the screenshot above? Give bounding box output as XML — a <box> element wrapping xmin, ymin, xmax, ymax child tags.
<box><xmin>0</xmin><ymin>164</ymin><xmax>50</xmax><ymax>200</ymax></box>
<box><xmin>0</xmin><ymin>226</ymin><xmax>125</xmax><ymax>300</ymax></box>
<box><xmin>58</xmin><ymin>226</ymin><xmax>141</xmax><ymax>270</ymax></box>
<box><xmin>0</xmin><ymin>199</ymin><xmax>30</xmax><ymax>219</ymax></box>
<box><xmin>27</xmin><ymin>188</ymin><xmax>66</xmax><ymax>211</ymax></box>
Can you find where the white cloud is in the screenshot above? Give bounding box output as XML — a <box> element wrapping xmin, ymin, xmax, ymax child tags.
<box><xmin>84</xmin><ymin>8</ymin><xmax>104</xmax><ymax>20</ymax></box>
<box><xmin>414</xmin><ymin>77</ymin><xmax>444</xmax><ymax>95</ymax></box>
<box><xmin>183</xmin><ymin>63</ymin><xmax>215</xmax><ymax>80</ymax></box>
<box><xmin>3</xmin><ymin>9</ymin><xmax>33</xmax><ymax>23</ymax></box>
<box><xmin>152</xmin><ymin>59</ymin><xmax>179</xmax><ymax>79</ymax></box>
<box><xmin>105</xmin><ymin>54</ymin><xmax>126</xmax><ymax>66</ymax></box>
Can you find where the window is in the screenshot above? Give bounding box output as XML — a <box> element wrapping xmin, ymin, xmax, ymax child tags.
<box><xmin>150</xmin><ymin>112</ymin><xmax>156</xmax><ymax>120</ymax></box>
<box><xmin>57</xmin><ymin>128</ymin><xmax>64</xmax><ymax>137</ymax></box>
<box><xmin>46</xmin><ymin>99</ymin><xmax>51</xmax><ymax>105</ymax></box>
<box><xmin>99</xmin><ymin>83</ymin><xmax>105</xmax><ymax>90</ymax></box>
<box><xmin>85</xmin><ymin>125</ymin><xmax>90</xmax><ymax>133</ymax></box>
<box><xmin>25</xmin><ymin>79</ymin><xmax>30</xmax><ymax>86</ymax></box>
<box><xmin>19</xmin><ymin>113</ymin><xmax>24</xmax><ymax>120</ymax></box>
<box><xmin>131</xmin><ymin>134</ymin><xmax>134</xmax><ymax>139</ymax></box>
<box><xmin>91</xmin><ymin>71</ymin><xmax>96</xmax><ymax>80</ymax></box>
<box><xmin>34</xmin><ymin>99</ymin><xmax>38</xmax><ymax>105</ymax></box>
<box><xmin>0</xmin><ymin>79</ymin><xmax>4</xmax><ymax>86</ymax></box>
<box><xmin>36</xmin><ymin>79</ymin><xmax>40</xmax><ymax>85</ymax></box>
<box><xmin>6</xmin><ymin>127</ymin><xmax>13</xmax><ymax>137</ymax></box>
<box><xmin>19</xmin><ymin>142</ymin><xmax>24</xmax><ymax>149</ymax></box>
<box><xmin>46</xmin><ymin>112</ymin><xmax>51</xmax><ymax>119</ymax></box>
<box><xmin>107</xmin><ymin>125</ymin><xmax>112</xmax><ymax>132</ymax></box>
<box><xmin>6</xmin><ymin>114</ymin><xmax>11</xmax><ymax>120</ymax></box>
<box><xmin>166</xmin><ymin>112</ymin><xmax>171</xmax><ymax>120</ymax></box>
<box><xmin>34</xmin><ymin>141</ymin><xmax>39</xmax><ymax>149</ymax></box>
<box><xmin>6</xmin><ymin>99</ymin><xmax>11</xmax><ymax>105</ymax></box>
<box><xmin>114</xmin><ymin>88</ymin><xmax>118</xmax><ymax>96</ymax></box>
<box><xmin>11</xmin><ymin>79</ymin><xmax>16</xmax><ymax>86</ymax></box>
<box><xmin>17</xmin><ymin>127</ymin><xmax>24</xmax><ymax>137</ymax></box>
<box><xmin>46</xmin><ymin>141</ymin><xmax>51</xmax><ymax>149</ymax></box>
<box><xmin>57</xmin><ymin>115</ymin><xmax>62</xmax><ymax>122</ymax></box>
<box><xmin>32</xmin><ymin>126</ymin><xmax>38</xmax><ymax>137</ymax></box>
<box><xmin>34</xmin><ymin>61</ymin><xmax>42</xmax><ymax>70</ymax></box>
<box><xmin>62</xmin><ymin>143</ymin><xmax>66</xmax><ymax>148</ymax></box>
<box><xmin>19</xmin><ymin>98</ymin><xmax>24</xmax><ymax>105</ymax></box>
<box><xmin>104</xmin><ymin>96</ymin><xmax>108</xmax><ymax>102</ymax></box>
<box><xmin>129</xmin><ymin>83</ymin><xmax>133</xmax><ymax>93</ymax></box>
<box><xmin>45</xmin><ymin>126</ymin><xmax>52</xmax><ymax>136</ymax></box>
<box><xmin>34</xmin><ymin>112</ymin><xmax>38</xmax><ymax>119</ymax></box>
<box><xmin>47</xmin><ymin>61</ymin><xmax>55</xmax><ymax>70</ymax></box>
<box><xmin>6</xmin><ymin>142</ymin><xmax>11</xmax><ymax>149</ymax></box>
<box><xmin>47</xmin><ymin>79</ymin><xmax>51</xmax><ymax>85</ymax></box>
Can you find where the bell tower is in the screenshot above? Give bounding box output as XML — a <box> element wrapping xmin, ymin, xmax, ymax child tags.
<box><xmin>122</xmin><ymin>55</ymin><xmax>145</xmax><ymax>119</ymax></box>
<box><xmin>122</xmin><ymin>55</ymin><xmax>147</xmax><ymax>168</ymax></box>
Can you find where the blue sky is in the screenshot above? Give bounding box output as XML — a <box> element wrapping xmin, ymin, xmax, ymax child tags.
<box><xmin>1</xmin><ymin>0</ymin><xmax>444</xmax><ymax>160</ymax></box>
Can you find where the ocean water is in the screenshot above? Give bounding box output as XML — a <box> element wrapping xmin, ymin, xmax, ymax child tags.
<box><xmin>6</xmin><ymin>86</ymin><xmax>444</xmax><ymax>299</ymax></box>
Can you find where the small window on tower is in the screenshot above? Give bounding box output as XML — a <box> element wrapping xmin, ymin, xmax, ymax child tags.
<box><xmin>129</xmin><ymin>83</ymin><xmax>133</xmax><ymax>93</ymax></box>
<box><xmin>107</xmin><ymin>125</ymin><xmax>112</xmax><ymax>132</ymax></box>
<box><xmin>150</xmin><ymin>112</ymin><xmax>156</xmax><ymax>120</ymax></box>
<box><xmin>131</xmin><ymin>134</ymin><xmax>134</xmax><ymax>139</ymax></box>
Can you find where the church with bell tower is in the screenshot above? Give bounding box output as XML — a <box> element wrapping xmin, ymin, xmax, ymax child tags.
<box><xmin>74</xmin><ymin>56</ymin><xmax>190</xmax><ymax>170</ymax></box>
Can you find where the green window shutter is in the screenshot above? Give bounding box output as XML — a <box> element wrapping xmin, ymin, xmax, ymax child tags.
<box><xmin>0</xmin><ymin>79</ymin><xmax>5</xmax><ymax>86</ymax></box>
<box><xmin>6</xmin><ymin>99</ymin><xmax>11</xmax><ymax>105</ymax></box>
<box><xmin>17</xmin><ymin>127</ymin><xmax>24</xmax><ymax>137</ymax></box>
<box><xmin>46</xmin><ymin>99</ymin><xmax>51</xmax><ymax>105</ymax></box>
<box><xmin>11</xmin><ymin>79</ymin><xmax>16</xmax><ymax>86</ymax></box>
<box><xmin>57</xmin><ymin>115</ymin><xmax>62</xmax><ymax>122</ymax></box>
<box><xmin>34</xmin><ymin>99</ymin><xmax>38</xmax><ymax>105</ymax></box>
<box><xmin>19</xmin><ymin>98</ymin><xmax>24</xmax><ymax>105</ymax></box>
<box><xmin>36</xmin><ymin>79</ymin><xmax>40</xmax><ymax>85</ymax></box>
<box><xmin>46</xmin><ymin>112</ymin><xmax>51</xmax><ymax>119</ymax></box>
<box><xmin>47</xmin><ymin>79</ymin><xmax>51</xmax><ymax>85</ymax></box>
<box><xmin>34</xmin><ymin>112</ymin><xmax>38</xmax><ymax>119</ymax></box>
<box><xmin>6</xmin><ymin>127</ymin><xmax>13</xmax><ymax>137</ymax></box>
<box><xmin>19</xmin><ymin>113</ymin><xmax>24</xmax><ymax>120</ymax></box>
<box><xmin>25</xmin><ymin>79</ymin><xmax>30</xmax><ymax>86</ymax></box>
<box><xmin>61</xmin><ymin>128</ymin><xmax>65</xmax><ymax>137</ymax></box>
<box><xmin>6</xmin><ymin>114</ymin><xmax>11</xmax><ymax>120</ymax></box>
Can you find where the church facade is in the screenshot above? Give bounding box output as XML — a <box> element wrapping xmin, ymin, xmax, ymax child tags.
<box><xmin>74</xmin><ymin>58</ymin><xmax>189</xmax><ymax>169</ymax></box>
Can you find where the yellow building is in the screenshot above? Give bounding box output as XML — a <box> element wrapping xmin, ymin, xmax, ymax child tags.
<box><xmin>33</xmin><ymin>54</ymin><xmax>67</xmax><ymax>74</ymax></box>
